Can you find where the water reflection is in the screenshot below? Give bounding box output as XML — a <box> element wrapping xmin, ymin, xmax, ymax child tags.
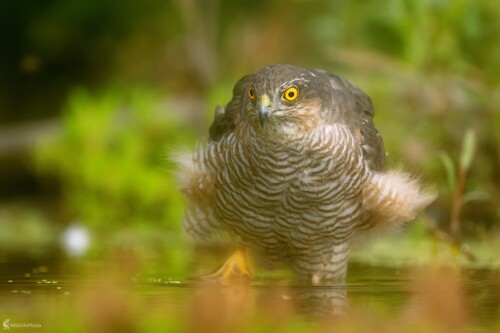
<box><xmin>0</xmin><ymin>260</ymin><xmax>498</xmax><ymax>332</ymax></box>
<box><xmin>185</xmin><ymin>281</ymin><xmax>349</xmax><ymax>332</ymax></box>
<box><xmin>294</xmin><ymin>285</ymin><xmax>348</xmax><ymax>318</ymax></box>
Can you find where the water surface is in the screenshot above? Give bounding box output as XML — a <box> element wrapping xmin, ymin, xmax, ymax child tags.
<box><xmin>1</xmin><ymin>259</ymin><xmax>498</xmax><ymax>332</ymax></box>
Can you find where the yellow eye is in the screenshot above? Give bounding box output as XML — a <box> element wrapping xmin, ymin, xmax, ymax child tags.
<box><xmin>283</xmin><ymin>86</ymin><xmax>299</xmax><ymax>102</ymax></box>
<box><xmin>248</xmin><ymin>88</ymin><xmax>256</xmax><ymax>100</ymax></box>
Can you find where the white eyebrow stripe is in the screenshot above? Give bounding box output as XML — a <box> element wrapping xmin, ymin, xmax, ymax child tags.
<box><xmin>279</xmin><ymin>78</ymin><xmax>310</xmax><ymax>90</ymax></box>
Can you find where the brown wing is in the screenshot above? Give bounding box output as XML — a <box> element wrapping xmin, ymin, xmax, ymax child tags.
<box><xmin>354</xmin><ymin>88</ymin><xmax>386</xmax><ymax>171</ymax></box>
<box><xmin>209</xmin><ymin>75</ymin><xmax>251</xmax><ymax>142</ymax></box>
<box><xmin>319</xmin><ymin>70</ymin><xmax>386</xmax><ymax>172</ymax></box>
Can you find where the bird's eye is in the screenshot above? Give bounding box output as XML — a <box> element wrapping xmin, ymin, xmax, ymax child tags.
<box><xmin>283</xmin><ymin>87</ymin><xmax>299</xmax><ymax>102</ymax></box>
<box><xmin>248</xmin><ymin>88</ymin><xmax>256</xmax><ymax>100</ymax></box>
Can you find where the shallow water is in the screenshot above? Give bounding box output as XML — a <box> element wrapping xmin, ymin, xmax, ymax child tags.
<box><xmin>0</xmin><ymin>260</ymin><xmax>498</xmax><ymax>332</ymax></box>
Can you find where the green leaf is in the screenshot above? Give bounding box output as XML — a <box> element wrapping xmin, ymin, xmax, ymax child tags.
<box><xmin>462</xmin><ymin>191</ymin><xmax>490</xmax><ymax>205</ymax></box>
<box><xmin>460</xmin><ymin>128</ymin><xmax>476</xmax><ymax>171</ymax></box>
<box><xmin>438</xmin><ymin>151</ymin><xmax>456</xmax><ymax>192</ymax></box>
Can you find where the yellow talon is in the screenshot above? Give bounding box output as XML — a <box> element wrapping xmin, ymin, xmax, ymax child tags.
<box><xmin>202</xmin><ymin>249</ymin><xmax>252</xmax><ymax>284</ymax></box>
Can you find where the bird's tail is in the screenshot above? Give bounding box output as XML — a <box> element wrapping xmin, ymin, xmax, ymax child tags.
<box><xmin>357</xmin><ymin>170</ymin><xmax>436</xmax><ymax>239</ymax></box>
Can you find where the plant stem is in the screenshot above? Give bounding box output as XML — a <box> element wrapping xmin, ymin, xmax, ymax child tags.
<box><xmin>423</xmin><ymin>217</ymin><xmax>476</xmax><ymax>262</ymax></box>
<box><xmin>450</xmin><ymin>167</ymin><xmax>467</xmax><ymax>238</ymax></box>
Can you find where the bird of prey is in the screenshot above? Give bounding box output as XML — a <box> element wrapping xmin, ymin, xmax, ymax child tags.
<box><xmin>175</xmin><ymin>64</ymin><xmax>434</xmax><ymax>284</ymax></box>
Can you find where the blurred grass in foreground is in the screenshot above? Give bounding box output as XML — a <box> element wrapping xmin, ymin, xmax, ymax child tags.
<box><xmin>2</xmin><ymin>256</ymin><xmax>498</xmax><ymax>333</ymax></box>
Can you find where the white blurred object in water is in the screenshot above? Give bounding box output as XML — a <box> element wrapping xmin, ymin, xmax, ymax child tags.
<box><xmin>60</xmin><ymin>223</ymin><xmax>90</xmax><ymax>257</ymax></box>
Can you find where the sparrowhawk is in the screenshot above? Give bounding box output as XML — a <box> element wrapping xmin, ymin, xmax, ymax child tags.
<box><xmin>176</xmin><ymin>64</ymin><xmax>434</xmax><ymax>283</ymax></box>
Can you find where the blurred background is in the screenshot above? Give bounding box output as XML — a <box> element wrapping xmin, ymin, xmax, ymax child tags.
<box><xmin>1</xmin><ymin>0</ymin><xmax>499</xmax><ymax>331</ymax></box>
<box><xmin>1</xmin><ymin>0</ymin><xmax>498</xmax><ymax>262</ymax></box>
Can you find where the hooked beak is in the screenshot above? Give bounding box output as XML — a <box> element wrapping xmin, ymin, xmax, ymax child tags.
<box><xmin>258</xmin><ymin>94</ymin><xmax>272</xmax><ymax>127</ymax></box>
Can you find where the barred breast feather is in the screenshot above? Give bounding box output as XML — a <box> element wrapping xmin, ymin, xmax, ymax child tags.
<box><xmin>177</xmin><ymin>122</ymin><xmax>367</xmax><ymax>280</ymax></box>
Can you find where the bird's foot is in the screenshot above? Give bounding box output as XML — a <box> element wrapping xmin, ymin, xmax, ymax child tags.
<box><xmin>200</xmin><ymin>249</ymin><xmax>252</xmax><ymax>284</ymax></box>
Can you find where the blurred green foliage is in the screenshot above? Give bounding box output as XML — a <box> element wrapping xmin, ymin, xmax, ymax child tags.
<box><xmin>0</xmin><ymin>0</ymin><xmax>481</xmax><ymax>255</ymax></box>
<box><xmin>34</xmin><ymin>88</ymin><xmax>195</xmax><ymax>230</ymax></box>
<box><xmin>309</xmin><ymin>0</ymin><xmax>500</xmax><ymax>78</ymax></box>
<box><xmin>23</xmin><ymin>0</ymin><xmax>499</xmax><ymax>238</ymax></box>
<box><xmin>0</xmin><ymin>208</ymin><xmax>56</xmax><ymax>260</ymax></box>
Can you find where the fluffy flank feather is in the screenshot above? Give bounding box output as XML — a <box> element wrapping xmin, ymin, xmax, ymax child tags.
<box><xmin>170</xmin><ymin>149</ymin><xmax>215</xmax><ymax>207</ymax></box>
<box><xmin>170</xmin><ymin>150</ymin><xmax>197</xmax><ymax>192</ymax></box>
<box><xmin>357</xmin><ymin>170</ymin><xmax>436</xmax><ymax>239</ymax></box>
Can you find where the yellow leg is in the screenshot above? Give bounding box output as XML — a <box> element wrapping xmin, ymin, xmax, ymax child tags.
<box><xmin>202</xmin><ymin>249</ymin><xmax>252</xmax><ymax>284</ymax></box>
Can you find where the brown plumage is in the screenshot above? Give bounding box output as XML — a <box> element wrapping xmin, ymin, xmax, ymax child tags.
<box><xmin>175</xmin><ymin>64</ymin><xmax>434</xmax><ymax>283</ymax></box>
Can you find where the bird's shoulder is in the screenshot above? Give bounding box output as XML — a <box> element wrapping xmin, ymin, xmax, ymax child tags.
<box><xmin>316</xmin><ymin>70</ymin><xmax>387</xmax><ymax>171</ymax></box>
<box><xmin>209</xmin><ymin>75</ymin><xmax>251</xmax><ymax>142</ymax></box>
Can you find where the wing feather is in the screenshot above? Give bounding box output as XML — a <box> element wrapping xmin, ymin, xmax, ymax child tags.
<box><xmin>209</xmin><ymin>75</ymin><xmax>251</xmax><ymax>142</ymax></box>
<box><xmin>319</xmin><ymin>71</ymin><xmax>386</xmax><ymax>171</ymax></box>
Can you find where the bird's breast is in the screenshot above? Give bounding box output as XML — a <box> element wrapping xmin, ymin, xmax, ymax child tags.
<box><xmin>214</xmin><ymin>128</ymin><xmax>358</xmax><ymax>211</ymax></box>
<box><xmin>205</xmin><ymin>125</ymin><xmax>365</xmax><ymax>244</ymax></box>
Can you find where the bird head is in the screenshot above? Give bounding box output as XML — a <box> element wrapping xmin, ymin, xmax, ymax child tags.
<box><xmin>239</xmin><ymin>64</ymin><xmax>329</xmax><ymax>139</ymax></box>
